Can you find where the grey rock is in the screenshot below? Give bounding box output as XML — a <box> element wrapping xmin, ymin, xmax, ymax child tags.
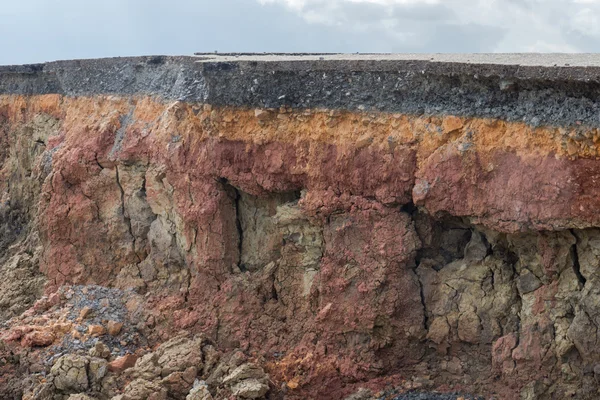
<box><xmin>517</xmin><ymin>272</ymin><xmax>542</xmax><ymax>294</ymax></box>
<box><xmin>230</xmin><ymin>379</ymin><xmax>269</xmax><ymax>399</ymax></box>
<box><xmin>50</xmin><ymin>354</ymin><xmax>89</xmax><ymax>393</ymax></box>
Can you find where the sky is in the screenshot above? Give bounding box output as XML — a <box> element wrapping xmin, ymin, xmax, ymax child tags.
<box><xmin>0</xmin><ymin>0</ymin><xmax>599</xmax><ymax>65</ymax></box>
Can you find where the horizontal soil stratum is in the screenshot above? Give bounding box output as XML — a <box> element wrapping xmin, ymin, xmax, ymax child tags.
<box><xmin>2</xmin><ymin>54</ymin><xmax>600</xmax><ymax>399</ymax></box>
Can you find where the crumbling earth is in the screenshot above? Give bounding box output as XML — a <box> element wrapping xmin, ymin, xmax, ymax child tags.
<box><xmin>3</xmin><ymin>55</ymin><xmax>600</xmax><ymax>399</ymax></box>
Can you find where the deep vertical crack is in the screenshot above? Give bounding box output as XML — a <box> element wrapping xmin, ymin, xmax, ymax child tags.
<box><xmin>216</xmin><ymin>177</ymin><xmax>246</xmax><ymax>273</ymax></box>
<box><xmin>115</xmin><ymin>166</ymin><xmax>141</xmax><ymax>263</ymax></box>
<box><xmin>570</xmin><ymin>229</ymin><xmax>587</xmax><ymax>287</ymax></box>
<box><xmin>406</xmin><ymin>202</ymin><xmax>429</xmax><ymax>333</ymax></box>
<box><xmin>233</xmin><ymin>187</ymin><xmax>246</xmax><ymax>272</ymax></box>
<box><xmin>415</xmin><ymin>266</ymin><xmax>429</xmax><ymax>332</ymax></box>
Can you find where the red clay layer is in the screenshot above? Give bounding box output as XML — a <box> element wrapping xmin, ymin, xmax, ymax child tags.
<box><xmin>3</xmin><ymin>95</ymin><xmax>600</xmax><ymax>398</ymax></box>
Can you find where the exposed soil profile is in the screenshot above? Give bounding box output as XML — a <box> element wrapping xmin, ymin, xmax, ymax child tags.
<box><xmin>2</xmin><ymin>55</ymin><xmax>600</xmax><ymax>399</ymax></box>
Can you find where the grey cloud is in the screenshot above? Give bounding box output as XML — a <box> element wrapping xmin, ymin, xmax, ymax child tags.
<box><xmin>0</xmin><ymin>0</ymin><xmax>599</xmax><ymax>65</ymax></box>
<box><xmin>413</xmin><ymin>23</ymin><xmax>507</xmax><ymax>53</ymax></box>
<box><xmin>389</xmin><ymin>3</ymin><xmax>458</xmax><ymax>22</ymax></box>
<box><xmin>281</xmin><ymin>0</ymin><xmax>506</xmax><ymax>53</ymax></box>
<box><xmin>0</xmin><ymin>0</ymin><xmax>404</xmax><ymax>64</ymax></box>
<box><xmin>265</xmin><ymin>0</ymin><xmax>600</xmax><ymax>52</ymax></box>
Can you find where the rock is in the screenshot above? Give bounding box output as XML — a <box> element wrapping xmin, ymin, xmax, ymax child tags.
<box><xmin>78</xmin><ymin>306</ymin><xmax>92</xmax><ymax>321</ymax></box>
<box><xmin>227</xmin><ymin>351</ymin><xmax>248</xmax><ymax>369</ymax></box>
<box><xmin>520</xmin><ymin>380</ymin><xmax>548</xmax><ymax>400</ymax></box>
<box><xmin>88</xmin><ymin>325</ymin><xmax>106</xmax><ymax>336</ymax></box>
<box><xmin>21</xmin><ymin>329</ymin><xmax>55</xmax><ymax>347</ymax></box>
<box><xmin>132</xmin><ymin>352</ymin><xmax>162</xmax><ymax>380</ymax></box>
<box><xmin>122</xmin><ymin>378</ymin><xmax>168</xmax><ymax>400</ymax></box>
<box><xmin>201</xmin><ymin>344</ymin><xmax>220</xmax><ymax>376</ymax></box>
<box><xmin>88</xmin><ymin>357</ymin><xmax>108</xmax><ymax>383</ymax></box>
<box><xmin>286</xmin><ymin>378</ymin><xmax>299</xmax><ymax>390</ymax></box>
<box><xmin>68</xmin><ymin>395</ymin><xmax>98</xmax><ymax>400</ymax></box>
<box><xmin>457</xmin><ymin>310</ymin><xmax>481</xmax><ymax>344</ymax></box>
<box><xmin>463</xmin><ymin>230</ymin><xmax>489</xmax><ymax>262</ymax></box>
<box><xmin>205</xmin><ymin>363</ymin><xmax>229</xmax><ymax>392</ymax></box>
<box><xmin>441</xmin><ymin>357</ymin><xmax>464</xmax><ymax>375</ymax></box>
<box><xmin>230</xmin><ymin>379</ymin><xmax>269</xmax><ymax>399</ymax></box>
<box><xmin>442</xmin><ymin>115</ymin><xmax>464</xmax><ymax>134</ymax></box>
<box><xmin>223</xmin><ymin>363</ymin><xmax>269</xmax><ymax>399</ymax></box>
<box><xmin>154</xmin><ymin>334</ymin><xmax>205</xmax><ymax>376</ymax></box>
<box><xmin>254</xmin><ymin>109</ymin><xmax>272</xmax><ymax>121</ymax></box>
<box><xmin>33</xmin><ymin>294</ymin><xmax>60</xmax><ymax>312</ymax></box>
<box><xmin>53</xmin><ymin>322</ymin><xmax>74</xmax><ymax>334</ymax></box>
<box><xmin>22</xmin><ymin>382</ymin><xmax>55</xmax><ymax>400</ymax></box>
<box><xmin>223</xmin><ymin>363</ymin><xmax>267</xmax><ymax>385</ymax></box>
<box><xmin>186</xmin><ymin>382</ymin><xmax>214</xmax><ymax>400</ymax></box>
<box><xmin>418</xmin><ymin>254</ymin><xmax>520</xmax><ymax>347</ymax></box>
<box><xmin>355</xmin><ymin>134</ymin><xmax>373</xmax><ymax>149</ymax></box>
<box><xmin>107</xmin><ymin>320</ymin><xmax>123</xmax><ymax>336</ymax></box>
<box><xmin>426</xmin><ymin>317</ymin><xmax>450</xmax><ymax>345</ymax></box>
<box><xmin>344</xmin><ymin>388</ymin><xmax>372</xmax><ymax>400</ymax></box>
<box><xmin>51</xmin><ymin>354</ymin><xmax>89</xmax><ymax>393</ymax></box>
<box><xmin>160</xmin><ymin>366</ymin><xmax>197</xmax><ymax>398</ymax></box>
<box><xmin>89</xmin><ymin>341</ymin><xmax>111</xmax><ymax>359</ymax></box>
<box><xmin>0</xmin><ymin>253</ymin><xmax>45</xmax><ymax>323</ymax></box>
<box><xmin>126</xmin><ymin>335</ymin><xmax>206</xmax><ymax>386</ymax></box>
<box><xmin>109</xmin><ymin>354</ymin><xmax>138</xmax><ymax>372</ymax></box>
<box><xmin>516</xmin><ymin>272</ymin><xmax>542</xmax><ymax>294</ymax></box>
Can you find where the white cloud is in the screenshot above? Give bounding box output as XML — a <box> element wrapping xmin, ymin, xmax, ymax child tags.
<box><xmin>258</xmin><ymin>0</ymin><xmax>600</xmax><ymax>52</ymax></box>
<box><xmin>570</xmin><ymin>7</ymin><xmax>600</xmax><ymax>37</ymax></box>
<box><xmin>0</xmin><ymin>0</ymin><xmax>599</xmax><ymax>65</ymax></box>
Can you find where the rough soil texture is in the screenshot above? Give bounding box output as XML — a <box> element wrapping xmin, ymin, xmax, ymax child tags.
<box><xmin>2</xmin><ymin>55</ymin><xmax>600</xmax><ymax>399</ymax></box>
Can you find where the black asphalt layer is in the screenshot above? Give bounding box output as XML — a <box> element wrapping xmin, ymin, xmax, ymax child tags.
<box><xmin>3</xmin><ymin>54</ymin><xmax>600</xmax><ymax>127</ymax></box>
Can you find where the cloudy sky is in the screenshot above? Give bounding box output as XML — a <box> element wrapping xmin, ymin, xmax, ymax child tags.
<box><xmin>1</xmin><ymin>0</ymin><xmax>599</xmax><ymax>65</ymax></box>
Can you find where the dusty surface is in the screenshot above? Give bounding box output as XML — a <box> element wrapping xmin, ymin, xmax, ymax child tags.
<box><xmin>1</xmin><ymin>56</ymin><xmax>600</xmax><ymax>399</ymax></box>
<box><xmin>193</xmin><ymin>53</ymin><xmax>600</xmax><ymax>67</ymax></box>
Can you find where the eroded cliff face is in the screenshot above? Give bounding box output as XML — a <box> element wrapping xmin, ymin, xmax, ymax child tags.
<box><xmin>2</xmin><ymin>55</ymin><xmax>600</xmax><ymax>400</ymax></box>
